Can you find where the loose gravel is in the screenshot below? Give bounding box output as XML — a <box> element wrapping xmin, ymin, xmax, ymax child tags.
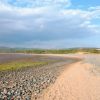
<box><xmin>0</xmin><ymin>54</ymin><xmax>78</xmax><ymax>100</ymax></box>
<box><xmin>83</xmin><ymin>54</ymin><xmax>100</xmax><ymax>75</ymax></box>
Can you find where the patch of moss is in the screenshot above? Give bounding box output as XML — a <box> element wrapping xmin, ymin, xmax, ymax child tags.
<box><xmin>0</xmin><ymin>61</ymin><xmax>48</xmax><ymax>71</ymax></box>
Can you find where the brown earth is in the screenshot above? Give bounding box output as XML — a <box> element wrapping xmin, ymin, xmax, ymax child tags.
<box><xmin>37</xmin><ymin>62</ymin><xmax>100</xmax><ymax>100</ymax></box>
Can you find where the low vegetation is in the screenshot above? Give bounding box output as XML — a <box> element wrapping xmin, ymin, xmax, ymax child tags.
<box><xmin>0</xmin><ymin>61</ymin><xmax>48</xmax><ymax>71</ymax></box>
<box><xmin>0</xmin><ymin>54</ymin><xmax>77</xmax><ymax>100</ymax></box>
<box><xmin>16</xmin><ymin>48</ymin><xmax>100</xmax><ymax>54</ymax></box>
<box><xmin>0</xmin><ymin>47</ymin><xmax>100</xmax><ymax>54</ymax></box>
<box><xmin>0</xmin><ymin>54</ymin><xmax>66</xmax><ymax>71</ymax></box>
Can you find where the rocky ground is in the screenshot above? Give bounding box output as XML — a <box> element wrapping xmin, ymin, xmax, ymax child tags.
<box><xmin>0</xmin><ymin>54</ymin><xmax>79</xmax><ymax>100</ymax></box>
<box><xmin>83</xmin><ymin>54</ymin><xmax>100</xmax><ymax>75</ymax></box>
<box><xmin>37</xmin><ymin>54</ymin><xmax>100</xmax><ymax>100</ymax></box>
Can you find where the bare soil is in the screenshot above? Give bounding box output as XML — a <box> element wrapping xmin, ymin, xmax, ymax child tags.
<box><xmin>37</xmin><ymin>62</ymin><xmax>100</xmax><ymax>100</ymax></box>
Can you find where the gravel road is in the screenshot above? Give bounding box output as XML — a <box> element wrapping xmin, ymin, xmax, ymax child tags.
<box><xmin>0</xmin><ymin>54</ymin><xmax>79</xmax><ymax>100</ymax></box>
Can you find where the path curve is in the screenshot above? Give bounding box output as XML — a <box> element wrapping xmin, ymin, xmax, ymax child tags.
<box><xmin>37</xmin><ymin>62</ymin><xmax>100</xmax><ymax>100</ymax></box>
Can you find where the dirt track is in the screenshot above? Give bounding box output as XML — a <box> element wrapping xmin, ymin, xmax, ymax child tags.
<box><xmin>37</xmin><ymin>62</ymin><xmax>100</xmax><ymax>100</ymax></box>
<box><xmin>0</xmin><ymin>54</ymin><xmax>79</xmax><ymax>100</ymax></box>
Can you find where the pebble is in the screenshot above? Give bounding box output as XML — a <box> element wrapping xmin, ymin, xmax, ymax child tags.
<box><xmin>0</xmin><ymin>57</ymin><xmax>76</xmax><ymax>100</ymax></box>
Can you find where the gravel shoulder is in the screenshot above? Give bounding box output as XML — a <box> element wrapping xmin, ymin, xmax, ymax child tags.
<box><xmin>1</xmin><ymin>54</ymin><xmax>100</xmax><ymax>100</ymax></box>
<box><xmin>0</xmin><ymin>54</ymin><xmax>79</xmax><ymax>100</ymax></box>
<box><xmin>38</xmin><ymin>61</ymin><xmax>100</xmax><ymax>100</ymax></box>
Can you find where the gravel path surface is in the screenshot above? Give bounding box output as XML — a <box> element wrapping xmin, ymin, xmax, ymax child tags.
<box><xmin>0</xmin><ymin>54</ymin><xmax>79</xmax><ymax>100</ymax></box>
<box><xmin>83</xmin><ymin>54</ymin><xmax>100</xmax><ymax>75</ymax></box>
<box><xmin>38</xmin><ymin>61</ymin><xmax>100</xmax><ymax>100</ymax></box>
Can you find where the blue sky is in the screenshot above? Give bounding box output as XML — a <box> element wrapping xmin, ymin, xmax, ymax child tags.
<box><xmin>0</xmin><ymin>0</ymin><xmax>100</xmax><ymax>48</ymax></box>
<box><xmin>72</xmin><ymin>0</ymin><xmax>100</xmax><ymax>7</ymax></box>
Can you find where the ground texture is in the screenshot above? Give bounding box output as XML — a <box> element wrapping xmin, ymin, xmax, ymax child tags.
<box><xmin>37</xmin><ymin>61</ymin><xmax>100</xmax><ymax>100</ymax></box>
<box><xmin>0</xmin><ymin>54</ymin><xmax>79</xmax><ymax>100</ymax></box>
<box><xmin>0</xmin><ymin>54</ymin><xmax>100</xmax><ymax>100</ymax></box>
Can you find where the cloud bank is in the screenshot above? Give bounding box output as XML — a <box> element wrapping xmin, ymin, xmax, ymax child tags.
<box><xmin>0</xmin><ymin>0</ymin><xmax>100</xmax><ymax>48</ymax></box>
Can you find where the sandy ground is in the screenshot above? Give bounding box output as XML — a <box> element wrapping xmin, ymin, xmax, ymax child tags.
<box><xmin>37</xmin><ymin>61</ymin><xmax>100</xmax><ymax>100</ymax></box>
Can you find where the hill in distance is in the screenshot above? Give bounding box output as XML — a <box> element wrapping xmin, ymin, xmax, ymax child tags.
<box><xmin>0</xmin><ymin>47</ymin><xmax>100</xmax><ymax>54</ymax></box>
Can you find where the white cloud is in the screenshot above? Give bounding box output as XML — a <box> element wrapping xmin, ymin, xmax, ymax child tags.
<box><xmin>0</xmin><ymin>1</ymin><xmax>100</xmax><ymax>48</ymax></box>
<box><xmin>1</xmin><ymin>0</ymin><xmax>71</xmax><ymax>8</ymax></box>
